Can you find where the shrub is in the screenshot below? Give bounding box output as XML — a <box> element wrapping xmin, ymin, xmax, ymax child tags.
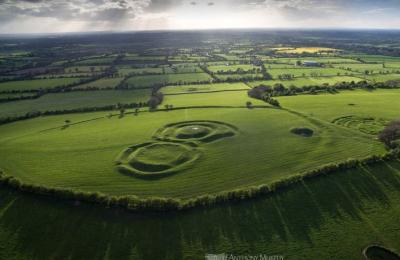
<box><xmin>379</xmin><ymin>120</ymin><xmax>400</xmax><ymax>148</ymax></box>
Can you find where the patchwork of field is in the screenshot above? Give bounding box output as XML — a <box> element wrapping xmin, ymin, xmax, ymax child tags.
<box><xmin>2</xmin><ymin>39</ymin><xmax>400</xmax><ymax>260</ymax></box>
<box><xmin>0</xmin><ymin>89</ymin><xmax>150</xmax><ymax>118</ymax></box>
<box><xmin>0</xmin><ymin>78</ymin><xmax>86</xmax><ymax>92</ymax></box>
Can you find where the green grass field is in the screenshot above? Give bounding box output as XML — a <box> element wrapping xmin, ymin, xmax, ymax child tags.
<box><xmin>0</xmin><ymin>150</ymin><xmax>399</xmax><ymax>259</ymax></box>
<box><xmin>277</xmin><ymin>89</ymin><xmax>400</xmax><ymax>122</ymax></box>
<box><xmin>161</xmin><ymin>83</ymin><xmax>249</xmax><ymax>95</ymax></box>
<box><xmin>248</xmin><ymin>76</ymin><xmax>364</xmax><ymax>88</ymax></box>
<box><xmin>267</xmin><ymin>68</ymin><xmax>356</xmax><ymax>79</ymax></box>
<box><xmin>0</xmin><ymin>89</ymin><xmax>150</xmax><ymax>118</ymax></box>
<box><xmin>125</xmin><ymin>73</ymin><xmax>213</xmax><ymax>88</ymax></box>
<box><xmin>73</xmin><ymin>77</ymin><xmax>124</xmax><ymax>89</ymax></box>
<box><xmin>0</xmin><ymin>78</ymin><xmax>86</xmax><ymax>92</ymax></box>
<box><xmin>208</xmin><ymin>64</ymin><xmax>260</xmax><ymax>73</ymax></box>
<box><xmin>0</xmin><ymin>100</ymin><xmax>385</xmax><ymax>198</ymax></box>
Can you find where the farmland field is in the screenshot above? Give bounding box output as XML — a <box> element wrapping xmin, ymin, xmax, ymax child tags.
<box><xmin>125</xmin><ymin>73</ymin><xmax>213</xmax><ymax>88</ymax></box>
<box><xmin>0</xmin><ymin>89</ymin><xmax>150</xmax><ymax>118</ymax></box>
<box><xmin>0</xmin><ymin>78</ymin><xmax>87</xmax><ymax>91</ymax></box>
<box><xmin>73</xmin><ymin>77</ymin><xmax>124</xmax><ymax>89</ymax></box>
<box><xmin>248</xmin><ymin>76</ymin><xmax>364</xmax><ymax>88</ymax></box>
<box><xmin>267</xmin><ymin>67</ymin><xmax>354</xmax><ymax>78</ymax></box>
<box><xmin>161</xmin><ymin>82</ymin><xmax>249</xmax><ymax>94</ymax></box>
<box><xmin>1</xmin><ymin>30</ymin><xmax>400</xmax><ymax>260</ymax></box>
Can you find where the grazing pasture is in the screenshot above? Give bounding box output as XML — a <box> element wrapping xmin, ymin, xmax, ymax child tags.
<box><xmin>267</xmin><ymin>68</ymin><xmax>354</xmax><ymax>79</ymax></box>
<box><xmin>0</xmin><ymin>78</ymin><xmax>86</xmax><ymax>92</ymax></box>
<box><xmin>208</xmin><ymin>64</ymin><xmax>260</xmax><ymax>73</ymax></box>
<box><xmin>248</xmin><ymin>76</ymin><xmax>364</xmax><ymax>88</ymax></box>
<box><xmin>161</xmin><ymin>83</ymin><xmax>249</xmax><ymax>95</ymax></box>
<box><xmin>0</xmin><ymin>89</ymin><xmax>150</xmax><ymax>118</ymax></box>
<box><xmin>125</xmin><ymin>73</ymin><xmax>213</xmax><ymax>88</ymax></box>
<box><xmin>277</xmin><ymin>89</ymin><xmax>400</xmax><ymax>123</ymax></box>
<box><xmin>73</xmin><ymin>77</ymin><xmax>124</xmax><ymax>89</ymax></box>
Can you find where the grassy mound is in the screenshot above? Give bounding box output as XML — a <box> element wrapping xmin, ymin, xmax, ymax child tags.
<box><xmin>332</xmin><ymin>115</ymin><xmax>388</xmax><ymax>135</ymax></box>
<box><xmin>116</xmin><ymin>142</ymin><xmax>201</xmax><ymax>179</ymax></box>
<box><xmin>290</xmin><ymin>127</ymin><xmax>314</xmax><ymax>137</ymax></box>
<box><xmin>363</xmin><ymin>245</ymin><xmax>400</xmax><ymax>260</ymax></box>
<box><xmin>154</xmin><ymin>120</ymin><xmax>238</xmax><ymax>143</ymax></box>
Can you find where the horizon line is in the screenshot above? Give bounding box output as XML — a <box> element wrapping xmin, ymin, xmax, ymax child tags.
<box><xmin>1</xmin><ymin>27</ymin><xmax>400</xmax><ymax>37</ymax></box>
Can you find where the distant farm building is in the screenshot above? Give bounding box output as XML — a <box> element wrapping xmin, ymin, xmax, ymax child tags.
<box><xmin>303</xmin><ymin>61</ymin><xmax>321</xmax><ymax>67</ymax></box>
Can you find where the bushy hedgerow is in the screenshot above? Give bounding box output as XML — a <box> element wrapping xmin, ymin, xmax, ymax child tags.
<box><xmin>0</xmin><ymin>150</ymin><xmax>398</xmax><ymax>212</ymax></box>
<box><xmin>248</xmin><ymin>86</ymin><xmax>281</xmax><ymax>107</ymax></box>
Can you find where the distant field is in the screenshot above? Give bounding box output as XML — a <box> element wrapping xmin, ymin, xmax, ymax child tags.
<box><xmin>208</xmin><ymin>64</ymin><xmax>260</xmax><ymax>73</ymax></box>
<box><xmin>0</xmin><ymin>89</ymin><xmax>150</xmax><ymax>119</ymax></box>
<box><xmin>74</xmin><ymin>57</ymin><xmax>116</xmax><ymax>65</ymax></box>
<box><xmin>122</xmin><ymin>56</ymin><xmax>165</xmax><ymax>62</ymax></box>
<box><xmin>344</xmin><ymin>54</ymin><xmax>400</xmax><ymax>63</ymax></box>
<box><xmin>0</xmin><ymin>78</ymin><xmax>86</xmax><ymax>92</ymax></box>
<box><xmin>248</xmin><ymin>76</ymin><xmax>364</xmax><ymax>88</ymax></box>
<box><xmin>125</xmin><ymin>73</ymin><xmax>213</xmax><ymax>88</ymax></box>
<box><xmin>277</xmin><ymin>47</ymin><xmax>338</xmax><ymax>54</ymax></box>
<box><xmin>215</xmin><ymin>73</ymin><xmax>264</xmax><ymax>80</ymax></box>
<box><xmin>361</xmin><ymin>73</ymin><xmax>400</xmax><ymax>82</ymax></box>
<box><xmin>265</xmin><ymin>57</ymin><xmax>360</xmax><ymax>65</ymax></box>
<box><xmin>117</xmin><ymin>66</ymin><xmax>163</xmax><ymax>76</ymax></box>
<box><xmin>163</xmin><ymin>90</ymin><xmax>263</xmax><ymax>107</ymax></box>
<box><xmin>73</xmin><ymin>77</ymin><xmax>124</xmax><ymax>89</ymax></box>
<box><xmin>161</xmin><ymin>83</ymin><xmax>249</xmax><ymax>95</ymax></box>
<box><xmin>267</xmin><ymin>68</ymin><xmax>354</xmax><ymax>79</ymax></box>
<box><xmin>0</xmin><ymin>92</ymin><xmax>37</xmax><ymax>99</ymax></box>
<box><xmin>64</xmin><ymin>66</ymin><xmax>109</xmax><ymax>73</ymax></box>
<box><xmin>277</xmin><ymin>89</ymin><xmax>400</xmax><ymax>122</ymax></box>
<box><xmin>332</xmin><ymin>63</ymin><xmax>384</xmax><ymax>71</ymax></box>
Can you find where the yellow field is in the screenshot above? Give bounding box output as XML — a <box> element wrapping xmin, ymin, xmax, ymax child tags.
<box><xmin>277</xmin><ymin>47</ymin><xmax>338</xmax><ymax>54</ymax></box>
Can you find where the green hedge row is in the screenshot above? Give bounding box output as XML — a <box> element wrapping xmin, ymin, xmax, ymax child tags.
<box><xmin>0</xmin><ymin>150</ymin><xmax>398</xmax><ymax>212</ymax></box>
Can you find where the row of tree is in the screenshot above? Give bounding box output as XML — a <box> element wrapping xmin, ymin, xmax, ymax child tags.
<box><xmin>248</xmin><ymin>86</ymin><xmax>281</xmax><ymax>107</ymax></box>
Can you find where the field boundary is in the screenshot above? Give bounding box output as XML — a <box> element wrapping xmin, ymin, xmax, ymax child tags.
<box><xmin>0</xmin><ymin>150</ymin><xmax>398</xmax><ymax>212</ymax></box>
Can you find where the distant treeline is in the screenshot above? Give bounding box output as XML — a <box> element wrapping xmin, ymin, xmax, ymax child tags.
<box><xmin>0</xmin><ymin>150</ymin><xmax>398</xmax><ymax>212</ymax></box>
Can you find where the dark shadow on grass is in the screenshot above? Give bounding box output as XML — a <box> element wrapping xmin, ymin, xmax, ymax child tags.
<box><xmin>0</xmin><ymin>161</ymin><xmax>400</xmax><ymax>259</ymax></box>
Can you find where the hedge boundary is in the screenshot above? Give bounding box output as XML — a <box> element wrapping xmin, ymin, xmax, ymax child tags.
<box><xmin>0</xmin><ymin>149</ymin><xmax>398</xmax><ymax>212</ymax></box>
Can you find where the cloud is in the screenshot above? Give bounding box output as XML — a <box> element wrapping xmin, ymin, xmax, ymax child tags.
<box><xmin>0</xmin><ymin>0</ymin><xmax>399</xmax><ymax>33</ymax></box>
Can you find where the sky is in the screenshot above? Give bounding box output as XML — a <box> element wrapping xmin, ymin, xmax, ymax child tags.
<box><xmin>0</xmin><ymin>0</ymin><xmax>400</xmax><ymax>33</ymax></box>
